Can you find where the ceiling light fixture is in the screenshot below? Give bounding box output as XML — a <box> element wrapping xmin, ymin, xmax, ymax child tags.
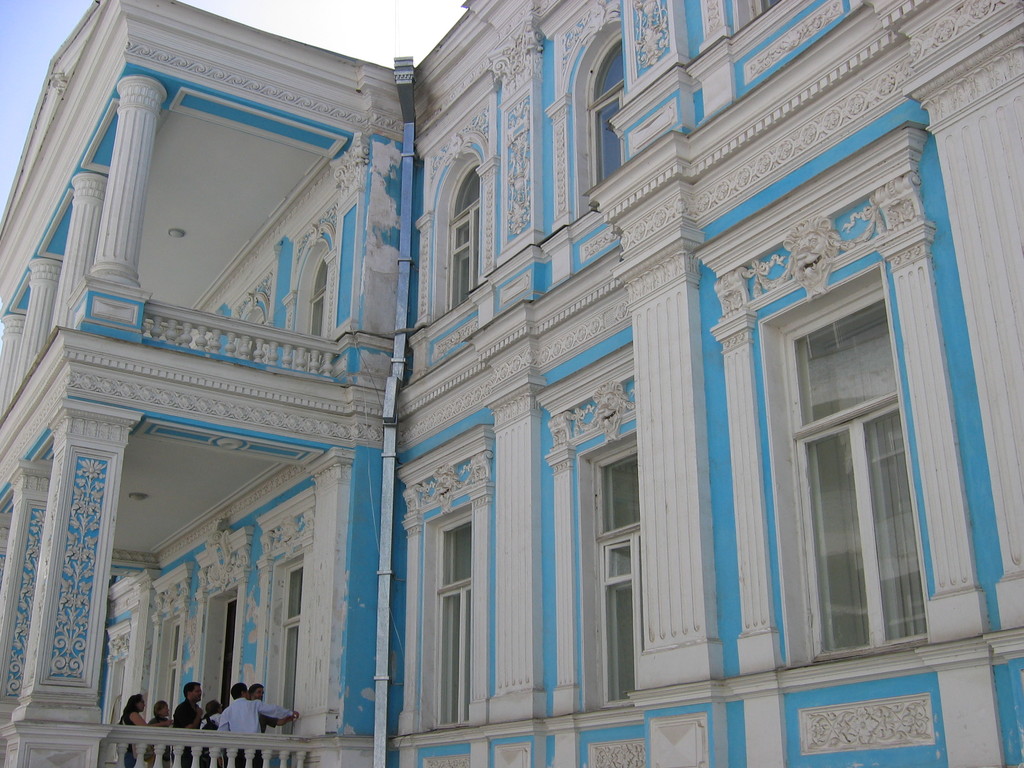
<box><xmin>168</xmin><ymin>228</ymin><xmax>186</xmax><ymax>238</ymax></box>
<box><xmin>127</xmin><ymin>492</ymin><xmax>149</xmax><ymax>501</ymax></box>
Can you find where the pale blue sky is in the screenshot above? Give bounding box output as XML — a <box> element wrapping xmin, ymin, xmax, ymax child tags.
<box><xmin>0</xmin><ymin>0</ymin><xmax>466</xmax><ymax>225</ymax></box>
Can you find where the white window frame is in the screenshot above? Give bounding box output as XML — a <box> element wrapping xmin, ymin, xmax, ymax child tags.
<box><xmin>448</xmin><ymin>170</ymin><xmax>480</xmax><ymax>309</ymax></box>
<box><xmin>589</xmin><ymin>42</ymin><xmax>624</xmax><ymax>186</ymax></box>
<box><xmin>764</xmin><ymin>273</ymin><xmax>927</xmax><ymax>662</ymax></box>
<box><xmin>434</xmin><ymin>513</ymin><xmax>472</xmax><ymax>726</ymax></box>
<box><xmin>159</xmin><ymin>619</ymin><xmax>183</xmax><ymax>706</ymax></box>
<box><xmin>279</xmin><ymin>560</ymin><xmax>304</xmax><ymax>725</ymax></box>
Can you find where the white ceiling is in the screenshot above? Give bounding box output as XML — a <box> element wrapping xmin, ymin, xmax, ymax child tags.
<box><xmin>137</xmin><ymin>110</ymin><xmax>324</xmax><ymax>308</ymax></box>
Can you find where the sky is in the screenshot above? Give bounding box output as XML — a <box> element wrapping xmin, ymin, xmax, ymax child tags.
<box><xmin>0</xmin><ymin>0</ymin><xmax>468</xmax><ymax>221</ymax></box>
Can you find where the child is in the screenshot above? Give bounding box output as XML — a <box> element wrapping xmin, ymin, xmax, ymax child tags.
<box><xmin>145</xmin><ymin>701</ymin><xmax>172</xmax><ymax>766</ymax></box>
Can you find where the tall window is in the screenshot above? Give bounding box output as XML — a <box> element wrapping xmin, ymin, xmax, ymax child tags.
<box><xmin>592</xmin><ymin>44</ymin><xmax>624</xmax><ymax>183</ymax></box>
<box><xmin>164</xmin><ymin>621</ymin><xmax>182</xmax><ymax>704</ymax></box>
<box><xmin>310</xmin><ymin>260</ymin><xmax>328</xmax><ymax>335</ymax></box>
<box><xmin>438</xmin><ymin>522</ymin><xmax>472</xmax><ymax>724</ymax></box>
<box><xmin>598</xmin><ymin>455</ymin><xmax>641</xmax><ymax>701</ymax></box>
<box><xmin>794</xmin><ymin>301</ymin><xmax>926</xmax><ymax>653</ymax></box>
<box><xmin>281</xmin><ymin>565</ymin><xmax>303</xmax><ymax>730</ymax></box>
<box><xmin>449</xmin><ymin>171</ymin><xmax>480</xmax><ymax>308</ymax></box>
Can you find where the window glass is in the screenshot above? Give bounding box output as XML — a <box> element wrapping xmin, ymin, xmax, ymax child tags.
<box><xmin>450</xmin><ymin>171</ymin><xmax>480</xmax><ymax>307</ymax></box>
<box><xmin>592</xmin><ymin>44</ymin><xmax>624</xmax><ymax>182</ymax></box>
<box><xmin>310</xmin><ymin>261</ymin><xmax>328</xmax><ymax>335</ymax></box>
<box><xmin>439</xmin><ymin>522</ymin><xmax>472</xmax><ymax>723</ymax></box>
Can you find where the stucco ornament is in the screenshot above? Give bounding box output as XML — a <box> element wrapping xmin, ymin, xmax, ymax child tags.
<box><xmin>633</xmin><ymin>0</ymin><xmax>670</xmax><ymax>73</ymax></box>
<box><xmin>200</xmin><ymin>526</ymin><xmax>250</xmax><ymax>594</ymax></box>
<box><xmin>783</xmin><ymin>217</ymin><xmax>841</xmax><ymax>296</ymax></box>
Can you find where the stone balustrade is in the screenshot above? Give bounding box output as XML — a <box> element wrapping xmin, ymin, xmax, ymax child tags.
<box><xmin>103</xmin><ymin>725</ymin><xmax>309</xmax><ymax>767</ymax></box>
<box><xmin>142</xmin><ymin>301</ymin><xmax>343</xmax><ymax>379</ymax></box>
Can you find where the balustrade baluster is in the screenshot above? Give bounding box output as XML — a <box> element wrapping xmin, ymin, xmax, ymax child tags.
<box><xmin>194</xmin><ymin>325</ymin><xmax>209</xmax><ymax>351</ymax></box>
<box><xmin>175</xmin><ymin>322</ymin><xmax>193</xmax><ymax>347</ymax></box>
<box><xmin>238</xmin><ymin>335</ymin><xmax>252</xmax><ymax>361</ymax></box>
<box><xmin>253</xmin><ymin>338</ymin><xmax>266</xmax><ymax>363</ymax></box>
<box><xmin>225</xmin><ymin>332</ymin><xmax>237</xmax><ymax>356</ymax></box>
<box><xmin>142</xmin><ymin>317</ymin><xmax>154</xmax><ymax>338</ymax></box>
<box><xmin>170</xmin><ymin>743</ymin><xmax>183</xmax><ymax>768</ymax></box>
<box><xmin>294</xmin><ymin>748</ymin><xmax>307</xmax><ymax>768</ymax></box>
<box><xmin>282</xmin><ymin>343</ymin><xmax>294</xmax><ymax>370</ymax></box>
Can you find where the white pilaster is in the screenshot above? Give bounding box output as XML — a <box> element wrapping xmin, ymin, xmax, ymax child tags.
<box><xmin>710</xmin><ymin>305</ymin><xmax>780</xmax><ymax>673</ymax></box>
<box><xmin>546</xmin><ymin>439</ymin><xmax>578</xmax><ymax>713</ymax></box>
<box><xmin>0</xmin><ymin>462</ymin><xmax>50</xmax><ymax>707</ymax></box>
<box><xmin>490</xmin><ymin>385</ymin><xmax>543</xmax><ymax>720</ymax></box>
<box><xmin>16</xmin><ymin>258</ymin><xmax>61</xmax><ymax>377</ymax></box>
<box><xmin>0</xmin><ymin>314</ymin><xmax>26</xmax><ymax>410</ymax></box>
<box><xmin>907</xmin><ymin>10</ymin><xmax>1024</xmax><ymax>626</ymax></box>
<box><xmin>12</xmin><ymin>402</ymin><xmax>138</xmax><ymax>725</ymax></box>
<box><xmin>397</xmin><ymin>504</ymin><xmax>423</xmax><ymax>734</ymax></box>
<box><xmin>614</xmin><ymin>248</ymin><xmax>721</xmax><ymax>686</ymax></box>
<box><xmin>295</xmin><ymin>449</ymin><xmax>354</xmax><ymax>735</ymax></box>
<box><xmin>91</xmin><ymin>75</ymin><xmax>166</xmax><ymax>287</ymax></box>
<box><xmin>54</xmin><ymin>173</ymin><xmax>106</xmax><ymax>325</ymax></box>
<box><xmin>879</xmin><ymin>202</ymin><xmax>986</xmax><ymax>639</ymax></box>
<box><xmin>468</xmin><ymin>488</ymin><xmax>491</xmax><ymax>723</ymax></box>
<box><xmin>546</xmin><ymin>95</ymin><xmax>573</xmax><ymax>229</ymax></box>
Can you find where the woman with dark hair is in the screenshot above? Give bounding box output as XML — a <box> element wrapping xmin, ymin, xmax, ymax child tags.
<box><xmin>119</xmin><ymin>693</ymin><xmax>147</xmax><ymax>767</ymax></box>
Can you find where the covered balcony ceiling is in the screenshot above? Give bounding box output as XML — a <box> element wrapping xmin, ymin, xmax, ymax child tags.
<box><xmin>136</xmin><ymin>102</ymin><xmax>337</xmax><ymax>310</ymax></box>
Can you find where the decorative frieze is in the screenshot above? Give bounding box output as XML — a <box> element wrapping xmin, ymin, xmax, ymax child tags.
<box><xmin>909</xmin><ymin>0</ymin><xmax>1012</xmax><ymax>64</ymax></box>
<box><xmin>799</xmin><ymin>693</ymin><xmax>935</xmax><ymax>754</ymax></box>
<box><xmin>433</xmin><ymin>319</ymin><xmax>479</xmax><ymax>361</ymax></box>
<box><xmin>423</xmin><ymin>757</ymin><xmax>469</xmax><ymax>768</ymax></box>
<box><xmin>621</xmin><ymin>250</ymin><xmax>699</xmax><ymax>304</ymax></box>
<box><xmin>550</xmin><ymin>379</ymin><xmax>636</xmax><ymax>446</ymax></box>
<box><xmin>333</xmin><ymin>133</ymin><xmax>370</xmax><ymax>195</ymax></box>
<box><xmin>260</xmin><ymin>510</ymin><xmax>313</xmax><ymax>563</ymax></box>
<box><xmin>590</xmin><ymin>740</ymin><xmax>645</xmax><ymax>768</ymax></box>
<box><xmin>744</xmin><ymin>0</ymin><xmax>844</xmax><ymax>81</ymax></box>
<box><xmin>403</xmin><ymin>449</ymin><xmax>492</xmax><ymax>514</ymax></box>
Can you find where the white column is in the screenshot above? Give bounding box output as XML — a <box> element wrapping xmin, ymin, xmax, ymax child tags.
<box><xmin>295</xmin><ymin>449</ymin><xmax>353</xmax><ymax>735</ymax></box>
<box><xmin>0</xmin><ymin>462</ymin><xmax>50</xmax><ymax>708</ymax></box>
<box><xmin>711</xmin><ymin>303</ymin><xmax>780</xmax><ymax>674</ymax></box>
<box><xmin>10</xmin><ymin>403</ymin><xmax>137</xmax><ymax>732</ymax></box>
<box><xmin>490</xmin><ymin>385</ymin><xmax>543</xmax><ymax>720</ymax></box>
<box><xmin>54</xmin><ymin>172</ymin><xmax>107</xmax><ymax>325</ymax></box>
<box><xmin>468</xmin><ymin>488</ymin><xmax>491</xmax><ymax>723</ymax></box>
<box><xmin>0</xmin><ymin>314</ymin><xmax>26</xmax><ymax>409</ymax></box>
<box><xmin>614</xmin><ymin>248</ymin><xmax>721</xmax><ymax>686</ymax></box>
<box><xmin>397</xmin><ymin>503</ymin><xmax>422</xmax><ymax>734</ymax></box>
<box><xmin>546</xmin><ymin>437</ymin><xmax>578</xmax><ymax>714</ymax></box>
<box><xmin>910</xmin><ymin>27</ymin><xmax>1024</xmax><ymax>625</ymax></box>
<box><xmin>91</xmin><ymin>75</ymin><xmax>166</xmax><ymax>287</ymax></box>
<box><xmin>16</xmin><ymin>258</ymin><xmax>61</xmax><ymax>377</ymax></box>
<box><xmin>880</xmin><ymin>211</ymin><xmax>986</xmax><ymax>639</ymax></box>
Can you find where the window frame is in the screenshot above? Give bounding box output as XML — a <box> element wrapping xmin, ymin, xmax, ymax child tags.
<box><xmin>590</xmin><ymin>42</ymin><xmax>625</xmax><ymax>186</ymax></box>
<box><xmin>435</xmin><ymin>515</ymin><xmax>473</xmax><ymax>725</ymax></box>
<box><xmin>448</xmin><ymin>169</ymin><xmax>481</xmax><ymax>309</ymax></box>
<box><xmin>764</xmin><ymin>274</ymin><xmax>927</xmax><ymax>662</ymax></box>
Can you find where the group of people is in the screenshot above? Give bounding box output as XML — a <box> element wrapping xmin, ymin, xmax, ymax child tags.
<box><xmin>118</xmin><ymin>682</ymin><xmax>299</xmax><ymax>767</ymax></box>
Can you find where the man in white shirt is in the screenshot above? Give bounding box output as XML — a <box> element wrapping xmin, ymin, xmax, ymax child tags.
<box><xmin>218</xmin><ymin>682</ymin><xmax>299</xmax><ymax>767</ymax></box>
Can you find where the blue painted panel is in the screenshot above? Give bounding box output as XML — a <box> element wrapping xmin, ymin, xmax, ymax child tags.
<box><xmin>176</xmin><ymin>93</ymin><xmax>337</xmax><ymax>149</ymax></box>
<box><xmin>92</xmin><ymin>116</ymin><xmax>118</xmax><ymax>168</ymax></box>
<box><xmin>545</xmin><ymin>327</ymin><xmax>633</xmax><ymax>384</ymax></box>
<box><xmin>274</xmin><ymin>238</ymin><xmax>293</xmax><ymax>329</ymax></box>
<box><xmin>338</xmin><ymin>207</ymin><xmax>357</xmax><ymax>325</ymax></box>
<box><xmin>995</xmin><ymin>662</ymin><xmax>1022</xmax><ymax>764</ymax></box>
<box><xmin>685</xmin><ymin>0</ymin><xmax>704</xmax><ymax>58</ymax></box>
<box><xmin>727</xmin><ymin>699</ymin><xmax>746</xmax><ymax>767</ymax></box>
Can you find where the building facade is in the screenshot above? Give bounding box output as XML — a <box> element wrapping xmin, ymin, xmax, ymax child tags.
<box><xmin>0</xmin><ymin>0</ymin><xmax>1021</xmax><ymax>766</ymax></box>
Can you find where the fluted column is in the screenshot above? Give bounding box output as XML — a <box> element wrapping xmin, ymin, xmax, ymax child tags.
<box><xmin>0</xmin><ymin>462</ymin><xmax>49</xmax><ymax>708</ymax></box>
<box><xmin>545</xmin><ymin>434</ymin><xmax>577</xmax><ymax>713</ymax></box>
<box><xmin>91</xmin><ymin>75</ymin><xmax>166</xmax><ymax>287</ymax></box>
<box><xmin>54</xmin><ymin>173</ymin><xmax>107</xmax><ymax>325</ymax></box>
<box><xmin>397</xmin><ymin>503</ymin><xmax>423</xmax><ymax>734</ymax></box>
<box><xmin>614</xmin><ymin>248</ymin><xmax>721</xmax><ymax>686</ymax></box>
<box><xmin>468</xmin><ymin>487</ymin><xmax>491</xmax><ymax>722</ymax></box>
<box><xmin>710</xmin><ymin>303</ymin><xmax>780</xmax><ymax>674</ymax></box>
<box><xmin>16</xmin><ymin>258</ymin><xmax>61</xmax><ymax>377</ymax></box>
<box><xmin>0</xmin><ymin>314</ymin><xmax>26</xmax><ymax>409</ymax></box>
<box><xmin>11</xmin><ymin>402</ymin><xmax>138</xmax><ymax>726</ymax></box>
<box><xmin>903</xmin><ymin>5</ymin><xmax>1024</xmax><ymax>626</ymax></box>
<box><xmin>490</xmin><ymin>385</ymin><xmax>543</xmax><ymax>720</ymax></box>
<box><xmin>296</xmin><ymin>449</ymin><xmax>354</xmax><ymax>736</ymax></box>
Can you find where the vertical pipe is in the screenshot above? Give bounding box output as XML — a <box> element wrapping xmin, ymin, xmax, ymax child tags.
<box><xmin>374</xmin><ymin>56</ymin><xmax>416</xmax><ymax>768</ymax></box>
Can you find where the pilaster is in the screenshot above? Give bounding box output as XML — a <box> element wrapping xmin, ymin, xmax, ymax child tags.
<box><xmin>397</xmin><ymin>502</ymin><xmax>423</xmax><ymax>735</ymax></box>
<box><xmin>16</xmin><ymin>258</ymin><xmax>61</xmax><ymax>377</ymax></box>
<box><xmin>91</xmin><ymin>75</ymin><xmax>166</xmax><ymax>287</ymax></box>
<box><xmin>489</xmin><ymin>384</ymin><xmax>544</xmax><ymax>720</ymax></box>
<box><xmin>710</xmin><ymin>305</ymin><xmax>780</xmax><ymax>674</ymax></box>
<box><xmin>901</xmin><ymin>5</ymin><xmax>1024</xmax><ymax>625</ymax></box>
<box><xmin>11</xmin><ymin>402</ymin><xmax>139</xmax><ymax>726</ymax></box>
<box><xmin>0</xmin><ymin>314</ymin><xmax>26</xmax><ymax>410</ymax></box>
<box><xmin>54</xmin><ymin>172</ymin><xmax>107</xmax><ymax>326</ymax></box>
<box><xmin>468</xmin><ymin>486</ymin><xmax>492</xmax><ymax>723</ymax></box>
<box><xmin>296</xmin><ymin>448</ymin><xmax>354</xmax><ymax>736</ymax></box>
<box><xmin>0</xmin><ymin>462</ymin><xmax>50</xmax><ymax>707</ymax></box>
<box><xmin>877</xmin><ymin>171</ymin><xmax>987</xmax><ymax>639</ymax></box>
<box><xmin>545</xmin><ymin>437</ymin><xmax>578</xmax><ymax>714</ymax></box>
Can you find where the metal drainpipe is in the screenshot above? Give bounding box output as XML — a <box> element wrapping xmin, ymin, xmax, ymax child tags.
<box><xmin>373</xmin><ymin>56</ymin><xmax>416</xmax><ymax>768</ymax></box>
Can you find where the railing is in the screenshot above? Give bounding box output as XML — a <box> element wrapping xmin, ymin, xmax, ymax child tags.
<box><xmin>142</xmin><ymin>301</ymin><xmax>343</xmax><ymax>380</ymax></box>
<box><xmin>102</xmin><ymin>725</ymin><xmax>309</xmax><ymax>767</ymax></box>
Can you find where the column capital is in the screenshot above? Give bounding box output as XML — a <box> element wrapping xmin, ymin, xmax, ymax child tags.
<box><xmin>615</xmin><ymin>248</ymin><xmax>701</xmax><ymax>305</ymax></box>
<box><xmin>115</xmin><ymin>75</ymin><xmax>167</xmax><ymax>113</ymax></box>
<box><xmin>9</xmin><ymin>461</ymin><xmax>51</xmax><ymax>496</ymax></box>
<box><xmin>70</xmin><ymin>173</ymin><xmax>107</xmax><ymax>200</ymax></box>
<box><xmin>49</xmin><ymin>402</ymin><xmax>141</xmax><ymax>446</ymax></box>
<box><xmin>309</xmin><ymin>447</ymin><xmax>356</xmax><ymax>485</ymax></box>
<box><xmin>490</xmin><ymin>383</ymin><xmax>540</xmax><ymax>428</ymax></box>
<box><xmin>26</xmin><ymin>258</ymin><xmax>61</xmax><ymax>284</ymax></box>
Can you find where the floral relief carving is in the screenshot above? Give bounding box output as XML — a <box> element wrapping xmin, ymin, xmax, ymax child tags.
<box><xmin>49</xmin><ymin>457</ymin><xmax>107</xmax><ymax>680</ymax></box>
<box><xmin>560</xmin><ymin>1</ymin><xmax>621</xmax><ymax>86</ymax></box>
<box><xmin>404</xmin><ymin>450</ymin><xmax>493</xmax><ymax>514</ymax></box>
<box><xmin>715</xmin><ymin>266</ymin><xmax>749</xmax><ymax>319</ymax></box>
<box><xmin>491</xmin><ymin>18</ymin><xmax>544</xmax><ymax>93</ymax></box>
<box><xmin>434</xmin><ymin>319</ymin><xmax>479</xmax><ymax>361</ymax></box>
<box><xmin>633</xmin><ymin>0</ymin><xmax>671</xmax><ymax>74</ymax></box>
<box><xmin>429</xmin><ymin>109</ymin><xmax>489</xmax><ymax>182</ymax></box>
<box><xmin>506</xmin><ymin>97</ymin><xmax>533</xmax><ymax>238</ymax></box>
<box><xmin>918</xmin><ymin>38</ymin><xmax>1023</xmax><ymax>122</ymax></box>
<box><xmin>744</xmin><ymin>0</ymin><xmax>844</xmax><ymax>80</ymax></box>
<box><xmin>333</xmin><ymin>133</ymin><xmax>371</xmax><ymax>194</ymax></box>
<box><xmin>423</xmin><ymin>757</ymin><xmax>469</xmax><ymax>768</ymax></box>
<box><xmin>799</xmin><ymin>694</ymin><xmax>935</xmax><ymax>754</ymax></box>
<box><xmin>909</xmin><ymin>0</ymin><xmax>1010</xmax><ymax>64</ymax></box>
<box><xmin>261</xmin><ymin>511</ymin><xmax>313</xmax><ymax>562</ymax></box>
<box><xmin>154</xmin><ymin>581</ymin><xmax>189</xmax><ymax>619</ymax></box>
<box><xmin>623</xmin><ymin>250</ymin><xmax>699</xmax><ymax>304</ymax></box>
<box><xmin>620</xmin><ymin>198</ymin><xmax>687</xmax><ymax>252</ymax></box>
<box><xmin>580</xmin><ymin>227</ymin><xmax>621</xmax><ymax>262</ymax></box>
<box><xmin>590</xmin><ymin>740</ymin><xmax>646</xmax><ymax>768</ymax></box>
<box><xmin>5</xmin><ymin>505</ymin><xmax>45</xmax><ymax>697</ymax></box>
<box><xmin>107</xmin><ymin>631</ymin><xmax>130</xmax><ymax>662</ymax></box>
<box><xmin>199</xmin><ymin>526</ymin><xmax>250</xmax><ymax>595</ymax></box>
<box><xmin>552</xmin><ymin>380</ymin><xmax>636</xmax><ymax>446</ymax></box>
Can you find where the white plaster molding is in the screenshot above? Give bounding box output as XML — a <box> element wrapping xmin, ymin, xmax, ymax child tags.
<box><xmin>744</xmin><ymin>0</ymin><xmax>845</xmax><ymax>81</ymax></box>
<box><xmin>649</xmin><ymin>713</ymin><xmax>709</xmax><ymax>768</ymax></box>
<box><xmin>589</xmin><ymin>740</ymin><xmax>645</xmax><ymax>768</ymax></box>
<box><xmin>798</xmin><ymin>693</ymin><xmax>935</xmax><ymax>754</ymax></box>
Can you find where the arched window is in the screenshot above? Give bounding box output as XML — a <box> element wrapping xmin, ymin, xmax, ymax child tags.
<box><xmin>449</xmin><ymin>169</ymin><xmax>480</xmax><ymax>308</ymax></box>
<box><xmin>310</xmin><ymin>259</ymin><xmax>328</xmax><ymax>335</ymax></box>
<box><xmin>592</xmin><ymin>43</ymin><xmax>624</xmax><ymax>183</ymax></box>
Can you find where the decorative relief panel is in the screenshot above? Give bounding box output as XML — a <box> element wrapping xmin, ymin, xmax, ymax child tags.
<box><xmin>333</xmin><ymin>133</ymin><xmax>371</xmax><ymax>195</ymax></box>
<box><xmin>261</xmin><ymin>510</ymin><xmax>313</xmax><ymax>563</ymax></box>
<box><xmin>506</xmin><ymin>97</ymin><xmax>533</xmax><ymax>238</ymax></box>
<box><xmin>650</xmin><ymin>712</ymin><xmax>709</xmax><ymax>768</ymax></box>
<box><xmin>5</xmin><ymin>505</ymin><xmax>44</xmax><ymax>697</ymax></box>
<box><xmin>550</xmin><ymin>379</ymin><xmax>636</xmax><ymax>447</ymax></box>
<box><xmin>744</xmin><ymin>0</ymin><xmax>844</xmax><ymax>81</ymax></box>
<box><xmin>49</xmin><ymin>457</ymin><xmax>108</xmax><ymax>680</ymax></box>
<box><xmin>403</xmin><ymin>449</ymin><xmax>492</xmax><ymax>514</ymax></box>
<box><xmin>909</xmin><ymin>0</ymin><xmax>1011</xmax><ymax>64</ymax></box>
<box><xmin>799</xmin><ymin>693</ymin><xmax>935</xmax><ymax>754</ymax></box>
<box><xmin>198</xmin><ymin>525</ymin><xmax>251</xmax><ymax>595</ymax></box>
<box><xmin>559</xmin><ymin>1</ymin><xmax>621</xmax><ymax>90</ymax></box>
<box><xmin>632</xmin><ymin>0</ymin><xmax>671</xmax><ymax>76</ymax></box>
<box><xmin>590</xmin><ymin>740</ymin><xmax>646</xmax><ymax>768</ymax></box>
<box><xmin>433</xmin><ymin>319</ymin><xmax>480</xmax><ymax>362</ymax></box>
<box><xmin>429</xmin><ymin>109</ymin><xmax>489</xmax><ymax>182</ymax></box>
<box><xmin>491</xmin><ymin>18</ymin><xmax>544</xmax><ymax>93</ymax></box>
<box><xmin>423</xmin><ymin>757</ymin><xmax>469</xmax><ymax>768</ymax></box>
